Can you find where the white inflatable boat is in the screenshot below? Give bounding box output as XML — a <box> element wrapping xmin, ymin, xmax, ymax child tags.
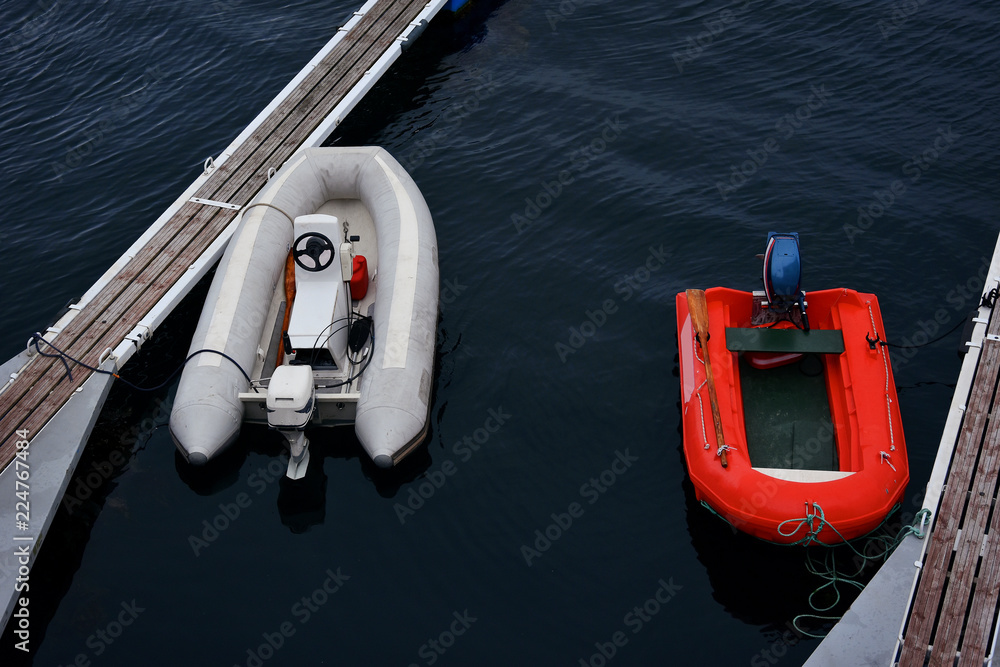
<box><xmin>169</xmin><ymin>147</ymin><xmax>439</xmax><ymax>478</ymax></box>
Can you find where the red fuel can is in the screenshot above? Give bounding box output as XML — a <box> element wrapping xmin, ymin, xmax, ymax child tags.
<box><xmin>350</xmin><ymin>255</ymin><xmax>369</xmax><ymax>300</ymax></box>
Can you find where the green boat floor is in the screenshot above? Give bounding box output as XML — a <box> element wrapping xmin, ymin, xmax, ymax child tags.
<box><xmin>738</xmin><ymin>354</ymin><xmax>838</xmax><ymax>470</ymax></box>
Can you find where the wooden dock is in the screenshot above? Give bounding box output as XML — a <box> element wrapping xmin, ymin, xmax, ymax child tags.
<box><xmin>897</xmin><ymin>297</ymin><xmax>1000</xmax><ymax>665</ymax></box>
<box><xmin>0</xmin><ymin>0</ymin><xmax>439</xmax><ymax>474</ymax></box>
<box><xmin>801</xmin><ymin>238</ymin><xmax>1000</xmax><ymax>667</ymax></box>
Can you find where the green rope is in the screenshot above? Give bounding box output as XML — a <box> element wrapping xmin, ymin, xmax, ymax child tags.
<box><xmin>786</xmin><ymin>505</ymin><xmax>932</xmax><ymax>638</ymax></box>
<box><xmin>699</xmin><ymin>499</ymin><xmax>932</xmax><ymax>639</ymax></box>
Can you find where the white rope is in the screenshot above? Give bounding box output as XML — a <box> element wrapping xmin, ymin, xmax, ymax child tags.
<box><xmin>880</xmin><ymin>451</ymin><xmax>896</xmax><ymax>472</ymax></box>
<box><xmin>868</xmin><ymin>302</ymin><xmax>895</xmax><ymax>450</ymax></box>
<box><xmin>690</xmin><ymin>331</ymin><xmax>713</xmax><ymax>450</ymax></box>
<box><xmin>694</xmin><ymin>380</ymin><xmax>710</xmax><ymax>450</ymax></box>
<box><xmin>692</xmin><ymin>331</ymin><xmax>727</xmax><ymax>458</ymax></box>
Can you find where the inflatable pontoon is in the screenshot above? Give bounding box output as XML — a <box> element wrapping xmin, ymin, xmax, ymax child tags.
<box><xmin>677</xmin><ymin>233</ymin><xmax>908</xmax><ymax>544</ymax></box>
<box><xmin>169</xmin><ymin>147</ymin><xmax>439</xmax><ymax>477</ymax></box>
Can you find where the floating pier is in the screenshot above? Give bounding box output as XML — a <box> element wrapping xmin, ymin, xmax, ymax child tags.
<box><xmin>0</xmin><ymin>0</ymin><xmax>456</xmax><ymax>635</ymax></box>
<box><xmin>806</xmin><ymin>231</ymin><xmax>1000</xmax><ymax>666</ymax></box>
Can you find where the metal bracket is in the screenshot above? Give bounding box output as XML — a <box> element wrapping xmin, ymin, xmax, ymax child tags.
<box><xmin>987</xmin><ymin>334</ymin><xmax>1000</xmax><ymax>342</ymax></box>
<box><xmin>190</xmin><ymin>197</ymin><xmax>241</xmax><ymax>210</ymax></box>
<box><xmin>98</xmin><ymin>347</ymin><xmax>117</xmax><ymax>366</ymax></box>
<box><xmin>125</xmin><ymin>323</ymin><xmax>153</xmax><ymax>350</ymax></box>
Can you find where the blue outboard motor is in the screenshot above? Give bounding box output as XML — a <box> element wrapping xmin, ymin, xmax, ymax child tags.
<box><xmin>762</xmin><ymin>232</ymin><xmax>809</xmax><ymax>330</ymax></box>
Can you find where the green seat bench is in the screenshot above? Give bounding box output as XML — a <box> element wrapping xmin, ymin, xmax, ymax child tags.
<box><xmin>725</xmin><ymin>327</ymin><xmax>845</xmax><ymax>354</ymax></box>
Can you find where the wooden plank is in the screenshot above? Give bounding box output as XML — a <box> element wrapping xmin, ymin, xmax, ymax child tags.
<box><xmin>960</xmin><ymin>422</ymin><xmax>1000</xmax><ymax>665</ymax></box>
<box><xmin>900</xmin><ymin>381</ymin><xmax>992</xmax><ymax>663</ymax></box>
<box><xmin>899</xmin><ymin>307</ymin><xmax>1000</xmax><ymax>667</ymax></box>
<box><xmin>0</xmin><ymin>0</ymin><xmax>432</xmax><ymax>472</ymax></box>
<box><xmin>930</xmin><ymin>343</ymin><xmax>1000</xmax><ymax>665</ymax></box>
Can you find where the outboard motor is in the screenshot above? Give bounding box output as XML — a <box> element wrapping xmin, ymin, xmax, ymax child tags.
<box><xmin>762</xmin><ymin>231</ymin><xmax>809</xmax><ymax>330</ymax></box>
<box><xmin>266</xmin><ymin>364</ymin><xmax>315</xmax><ymax>479</ymax></box>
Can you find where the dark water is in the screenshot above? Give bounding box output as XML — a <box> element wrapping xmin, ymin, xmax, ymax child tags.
<box><xmin>1</xmin><ymin>0</ymin><xmax>999</xmax><ymax>665</ymax></box>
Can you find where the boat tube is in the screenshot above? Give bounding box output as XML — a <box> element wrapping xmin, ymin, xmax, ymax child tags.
<box><xmin>169</xmin><ymin>147</ymin><xmax>438</xmax><ymax>474</ymax></box>
<box><xmin>677</xmin><ymin>234</ymin><xmax>908</xmax><ymax>544</ymax></box>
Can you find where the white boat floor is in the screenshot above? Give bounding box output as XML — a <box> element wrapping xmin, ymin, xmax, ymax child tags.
<box><xmin>248</xmin><ymin>197</ymin><xmax>378</xmax><ymax>404</ymax></box>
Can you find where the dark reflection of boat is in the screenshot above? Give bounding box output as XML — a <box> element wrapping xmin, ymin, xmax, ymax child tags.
<box><xmin>277</xmin><ymin>461</ymin><xmax>326</xmax><ymax>533</ymax></box>
<box><xmin>681</xmin><ymin>466</ymin><xmax>834</xmax><ymax>627</ymax></box>
<box><xmin>675</xmin><ymin>358</ymin><xmax>880</xmax><ymax>632</ymax></box>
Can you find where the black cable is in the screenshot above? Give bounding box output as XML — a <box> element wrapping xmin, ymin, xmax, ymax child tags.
<box><xmin>318</xmin><ymin>330</ymin><xmax>374</xmax><ymax>389</ymax></box>
<box><xmin>29</xmin><ymin>333</ymin><xmax>257</xmax><ymax>393</ymax></box>
<box><xmin>875</xmin><ymin>293</ymin><xmax>995</xmax><ymax>351</ymax></box>
<box><xmin>878</xmin><ymin>317</ymin><xmax>968</xmax><ymax>350</ymax></box>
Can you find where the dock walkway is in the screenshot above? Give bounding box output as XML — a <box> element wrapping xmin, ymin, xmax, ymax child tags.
<box><xmin>0</xmin><ymin>0</ymin><xmax>437</xmax><ymax>471</ymax></box>
<box><xmin>0</xmin><ymin>0</ymin><xmax>450</xmax><ymax>635</ymax></box>
<box><xmin>897</xmin><ymin>280</ymin><xmax>1000</xmax><ymax>664</ymax></box>
<box><xmin>804</xmin><ymin>232</ymin><xmax>1000</xmax><ymax>666</ymax></box>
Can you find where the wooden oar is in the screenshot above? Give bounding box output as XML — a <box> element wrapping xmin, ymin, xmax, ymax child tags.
<box><xmin>686</xmin><ymin>289</ymin><xmax>728</xmax><ymax>468</ymax></box>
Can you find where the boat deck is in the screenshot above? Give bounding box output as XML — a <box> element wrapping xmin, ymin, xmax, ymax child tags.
<box><xmin>0</xmin><ymin>0</ymin><xmax>438</xmax><ymax>474</ymax></box>
<box><xmin>897</xmin><ymin>290</ymin><xmax>1000</xmax><ymax>665</ymax></box>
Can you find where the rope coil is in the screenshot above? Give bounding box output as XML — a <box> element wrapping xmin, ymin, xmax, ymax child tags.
<box><xmin>774</xmin><ymin>503</ymin><xmax>932</xmax><ymax>638</ymax></box>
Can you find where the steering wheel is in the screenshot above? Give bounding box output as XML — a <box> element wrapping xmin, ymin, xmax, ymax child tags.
<box><xmin>293</xmin><ymin>232</ymin><xmax>334</xmax><ymax>272</ymax></box>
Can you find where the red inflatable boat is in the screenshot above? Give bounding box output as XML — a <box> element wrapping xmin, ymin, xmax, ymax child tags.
<box><xmin>677</xmin><ymin>234</ymin><xmax>908</xmax><ymax>545</ymax></box>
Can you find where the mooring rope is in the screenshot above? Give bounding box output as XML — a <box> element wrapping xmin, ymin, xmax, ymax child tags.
<box><xmin>775</xmin><ymin>503</ymin><xmax>932</xmax><ymax>638</ymax></box>
<box><xmin>867</xmin><ymin>302</ymin><xmax>895</xmax><ymax>451</ymax></box>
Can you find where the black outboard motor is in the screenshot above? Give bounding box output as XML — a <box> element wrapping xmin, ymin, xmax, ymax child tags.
<box><xmin>762</xmin><ymin>231</ymin><xmax>809</xmax><ymax>330</ymax></box>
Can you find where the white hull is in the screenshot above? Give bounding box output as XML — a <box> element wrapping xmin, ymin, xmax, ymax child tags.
<box><xmin>169</xmin><ymin>147</ymin><xmax>438</xmax><ymax>470</ymax></box>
